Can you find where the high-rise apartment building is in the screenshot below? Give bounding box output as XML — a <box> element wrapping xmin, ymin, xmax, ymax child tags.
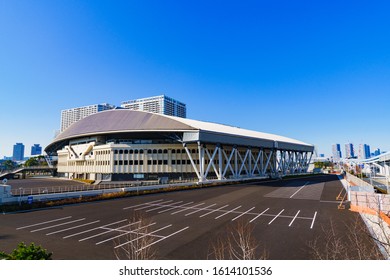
<box><xmin>60</xmin><ymin>103</ymin><xmax>116</xmax><ymax>132</ymax></box>
<box><xmin>332</xmin><ymin>144</ymin><xmax>342</xmax><ymax>161</ymax></box>
<box><xmin>344</xmin><ymin>143</ymin><xmax>355</xmax><ymax>159</ymax></box>
<box><xmin>13</xmin><ymin>143</ymin><xmax>25</xmax><ymax>161</ymax></box>
<box><xmin>31</xmin><ymin>144</ymin><xmax>42</xmax><ymax>156</ymax></box>
<box><xmin>121</xmin><ymin>95</ymin><xmax>186</xmax><ymax>118</ymax></box>
<box><xmin>358</xmin><ymin>144</ymin><xmax>371</xmax><ymax>160</ymax></box>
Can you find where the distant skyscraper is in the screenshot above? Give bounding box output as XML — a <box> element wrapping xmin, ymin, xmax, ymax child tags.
<box><xmin>121</xmin><ymin>95</ymin><xmax>186</xmax><ymax>118</ymax></box>
<box><xmin>344</xmin><ymin>143</ymin><xmax>355</xmax><ymax>159</ymax></box>
<box><xmin>60</xmin><ymin>103</ymin><xmax>116</xmax><ymax>132</ymax></box>
<box><xmin>332</xmin><ymin>144</ymin><xmax>342</xmax><ymax>161</ymax></box>
<box><xmin>374</xmin><ymin>148</ymin><xmax>381</xmax><ymax>156</ymax></box>
<box><xmin>358</xmin><ymin>144</ymin><xmax>371</xmax><ymax>159</ymax></box>
<box><xmin>31</xmin><ymin>144</ymin><xmax>42</xmax><ymax>156</ymax></box>
<box><xmin>12</xmin><ymin>143</ymin><xmax>25</xmax><ymax>161</ymax></box>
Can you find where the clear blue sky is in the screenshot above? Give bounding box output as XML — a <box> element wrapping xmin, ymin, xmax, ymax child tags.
<box><xmin>1</xmin><ymin>0</ymin><xmax>389</xmax><ymax>158</ymax></box>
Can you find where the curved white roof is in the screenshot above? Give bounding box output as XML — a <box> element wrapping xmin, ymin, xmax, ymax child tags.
<box><xmin>46</xmin><ymin>109</ymin><xmax>313</xmax><ymax>153</ymax></box>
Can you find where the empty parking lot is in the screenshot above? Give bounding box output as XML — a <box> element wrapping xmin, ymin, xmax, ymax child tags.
<box><xmin>0</xmin><ymin>174</ymin><xmax>375</xmax><ymax>259</ymax></box>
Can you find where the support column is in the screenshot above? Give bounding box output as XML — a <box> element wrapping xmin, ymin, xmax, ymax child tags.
<box><xmin>218</xmin><ymin>144</ymin><xmax>223</xmax><ymax>180</ymax></box>
<box><xmin>198</xmin><ymin>142</ymin><xmax>205</xmax><ymax>182</ymax></box>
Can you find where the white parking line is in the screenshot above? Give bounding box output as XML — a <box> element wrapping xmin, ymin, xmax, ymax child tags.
<box><xmin>158</xmin><ymin>202</ymin><xmax>194</xmax><ymax>214</ymax></box>
<box><xmin>199</xmin><ymin>205</ymin><xmax>229</xmax><ymax>218</ymax></box>
<box><xmin>170</xmin><ymin>203</ymin><xmax>205</xmax><ymax>215</ymax></box>
<box><xmin>136</xmin><ymin>226</ymin><xmax>190</xmax><ymax>252</ymax></box>
<box><xmin>214</xmin><ymin>206</ymin><xmax>242</xmax><ymax>220</ymax></box>
<box><xmin>310</xmin><ymin>211</ymin><xmax>317</xmax><ymax>229</ymax></box>
<box><xmin>114</xmin><ymin>224</ymin><xmax>173</xmax><ymax>249</ymax></box>
<box><xmin>288</xmin><ymin>210</ymin><xmax>301</xmax><ymax>227</ymax></box>
<box><xmin>289</xmin><ymin>182</ymin><xmax>309</xmax><ymax>198</ymax></box>
<box><xmin>95</xmin><ymin>222</ymin><xmax>157</xmax><ymax>245</ymax></box>
<box><xmin>17</xmin><ymin>216</ymin><xmax>72</xmax><ymax>230</ymax></box>
<box><xmin>145</xmin><ymin>201</ymin><xmax>182</xmax><ymax>212</ymax></box>
<box><xmin>134</xmin><ymin>200</ymin><xmax>173</xmax><ymax>211</ymax></box>
<box><xmin>185</xmin><ymin>203</ymin><xmax>217</xmax><ymax>216</ymax></box>
<box><xmin>231</xmin><ymin>207</ymin><xmax>255</xmax><ymax>221</ymax></box>
<box><xmin>123</xmin><ymin>199</ymin><xmax>164</xmax><ymax>210</ymax></box>
<box><xmin>46</xmin><ymin>220</ymin><xmax>101</xmax><ymax>236</ymax></box>
<box><xmin>30</xmin><ymin>218</ymin><xmax>86</xmax><ymax>233</ymax></box>
<box><xmin>79</xmin><ymin>220</ymin><xmax>140</xmax><ymax>242</ymax></box>
<box><xmin>63</xmin><ymin>219</ymin><xmax>127</xmax><ymax>239</ymax></box>
<box><xmin>268</xmin><ymin>209</ymin><xmax>285</xmax><ymax>225</ymax></box>
<box><xmin>249</xmin><ymin>208</ymin><xmax>269</xmax><ymax>223</ymax></box>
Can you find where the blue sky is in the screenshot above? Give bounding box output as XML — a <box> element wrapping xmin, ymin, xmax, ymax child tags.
<box><xmin>0</xmin><ymin>0</ymin><xmax>389</xmax><ymax>158</ymax></box>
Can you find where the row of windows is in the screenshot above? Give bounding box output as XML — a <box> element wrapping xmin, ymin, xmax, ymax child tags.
<box><xmin>113</xmin><ymin>149</ymin><xmax>199</xmax><ymax>155</ymax></box>
<box><xmin>96</xmin><ymin>150</ymin><xmax>110</xmax><ymax>155</ymax></box>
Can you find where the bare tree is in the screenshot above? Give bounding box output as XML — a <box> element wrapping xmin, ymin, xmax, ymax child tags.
<box><xmin>209</xmin><ymin>219</ymin><xmax>268</xmax><ymax>260</ymax></box>
<box><xmin>113</xmin><ymin>213</ymin><xmax>158</xmax><ymax>260</ymax></box>
<box><xmin>307</xmin><ymin>217</ymin><xmax>384</xmax><ymax>260</ymax></box>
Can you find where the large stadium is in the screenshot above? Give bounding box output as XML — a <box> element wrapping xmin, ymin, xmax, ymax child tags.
<box><xmin>45</xmin><ymin>109</ymin><xmax>314</xmax><ymax>182</ymax></box>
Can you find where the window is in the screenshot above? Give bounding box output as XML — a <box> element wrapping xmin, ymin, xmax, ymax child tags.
<box><xmin>114</xmin><ymin>160</ymin><xmax>118</xmax><ymax>165</ymax></box>
<box><xmin>124</xmin><ymin>150</ymin><xmax>129</xmax><ymax>154</ymax></box>
<box><xmin>119</xmin><ymin>160</ymin><xmax>123</xmax><ymax>165</ymax></box>
<box><xmin>158</xmin><ymin>149</ymin><xmax>162</xmax><ymax>154</ymax></box>
<box><xmin>172</xmin><ymin>160</ymin><xmax>176</xmax><ymax>165</ymax></box>
<box><xmin>129</xmin><ymin>150</ymin><xmax>133</xmax><ymax>154</ymax></box>
<box><xmin>147</xmin><ymin>149</ymin><xmax>152</xmax><ymax>154</ymax></box>
<box><xmin>140</xmin><ymin>150</ymin><xmax>144</xmax><ymax>154</ymax></box>
<box><xmin>163</xmin><ymin>149</ymin><xmax>168</xmax><ymax>154</ymax></box>
<box><xmin>158</xmin><ymin>160</ymin><xmax>163</xmax><ymax>165</ymax></box>
<box><xmin>147</xmin><ymin>160</ymin><xmax>152</xmax><ymax>165</ymax></box>
<box><xmin>153</xmin><ymin>160</ymin><xmax>157</xmax><ymax>165</ymax></box>
<box><xmin>139</xmin><ymin>160</ymin><xmax>144</xmax><ymax>165</ymax></box>
<box><xmin>119</xmin><ymin>150</ymin><xmax>123</xmax><ymax>154</ymax></box>
<box><xmin>124</xmin><ymin>160</ymin><xmax>128</xmax><ymax>165</ymax></box>
<box><xmin>163</xmin><ymin>160</ymin><xmax>168</xmax><ymax>165</ymax></box>
<box><xmin>134</xmin><ymin>160</ymin><xmax>139</xmax><ymax>165</ymax></box>
<box><xmin>191</xmin><ymin>149</ymin><xmax>196</xmax><ymax>154</ymax></box>
<box><xmin>134</xmin><ymin>150</ymin><xmax>139</xmax><ymax>154</ymax></box>
<box><xmin>172</xmin><ymin>149</ymin><xmax>176</xmax><ymax>154</ymax></box>
<box><xmin>129</xmin><ymin>160</ymin><xmax>133</xmax><ymax>165</ymax></box>
<box><xmin>176</xmin><ymin>149</ymin><xmax>181</xmax><ymax>154</ymax></box>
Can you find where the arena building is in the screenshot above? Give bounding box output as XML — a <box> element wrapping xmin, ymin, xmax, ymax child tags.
<box><xmin>45</xmin><ymin>109</ymin><xmax>314</xmax><ymax>182</ymax></box>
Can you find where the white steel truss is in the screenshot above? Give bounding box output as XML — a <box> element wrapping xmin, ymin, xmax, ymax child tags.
<box><xmin>183</xmin><ymin>142</ymin><xmax>312</xmax><ymax>182</ymax></box>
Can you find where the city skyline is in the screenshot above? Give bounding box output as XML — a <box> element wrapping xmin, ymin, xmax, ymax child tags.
<box><xmin>1</xmin><ymin>1</ymin><xmax>390</xmax><ymax>158</ymax></box>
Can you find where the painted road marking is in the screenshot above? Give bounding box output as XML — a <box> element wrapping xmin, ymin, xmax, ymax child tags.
<box><xmin>16</xmin><ymin>216</ymin><xmax>72</xmax><ymax>230</ymax></box>
<box><xmin>123</xmin><ymin>199</ymin><xmax>164</xmax><ymax>210</ymax></box>
<box><xmin>46</xmin><ymin>220</ymin><xmax>101</xmax><ymax>236</ymax></box>
<box><xmin>249</xmin><ymin>208</ymin><xmax>269</xmax><ymax>223</ymax></box>
<box><xmin>184</xmin><ymin>203</ymin><xmax>217</xmax><ymax>216</ymax></box>
<box><xmin>134</xmin><ymin>201</ymin><xmax>173</xmax><ymax>211</ymax></box>
<box><xmin>268</xmin><ymin>209</ymin><xmax>284</xmax><ymax>225</ymax></box>
<box><xmin>289</xmin><ymin>182</ymin><xmax>309</xmax><ymax>198</ymax></box>
<box><xmin>199</xmin><ymin>205</ymin><xmax>229</xmax><ymax>218</ymax></box>
<box><xmin>114</xmin><ymin>224</ymin><xmax>173</xmax><ymax>249</ymax></box>
<box><xmin>215</xmin><ymin>206</ymin><xmax>242</xmax><ymax>220</ymax></box>
<box><xmin>95</xmin><ymin>222</ymin><xmax>157</xmax><ymax>245</ymax></box>
<box><xmin>78</xmin><ymin>220</ymin><xmax>139</xmax><ymax>242</ymax></box>
<box><xmin>231</xmin><ymin>207</ymin><xmax>255</xmax><ymax>221</ymax></box>
<box><xmin>158</xmin><ymin>202</ymin><xmax>194</xmax><ymax>214</ymax></box>
<box><xmin>79</xmin><ymin>219</ymin><xmax>128</xmax><ymax>242</ymax></box>
<box><xmin>145</xmin><ymin>200</ymin><xmax>175</xmax><ymax>212</ymax></box>
<box><xmin>136</xmin><ymin>226</ymin><xmax>190</xmax><ymax>252</ymax></box>
<box><xmin>30</xmin><ymin>218</ymin><xmax>86</xmax><ymax>233</ymax></box>
<box><xmin>310</xmin><ymin>211</ymin><xmax>317</xmax><ymax>229</ymax></box>
<box><xmin>170</xmin><ymin>203</ymin><xmax>206</xmax><ymax>215</ymax></box>
<box><xmin>288</xmin><ymin>210</ymin><xmax>301</xmax><ymax>227</ymax></box>
<box><xmin>145</xmin><ymin>201</ymin><xmax>183</xmax><ymax>213</ymax></box>
<box><xmin>63</xmin><ymin>219</ymin><xmax>127</xmax><ymax>239</ymax></box>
